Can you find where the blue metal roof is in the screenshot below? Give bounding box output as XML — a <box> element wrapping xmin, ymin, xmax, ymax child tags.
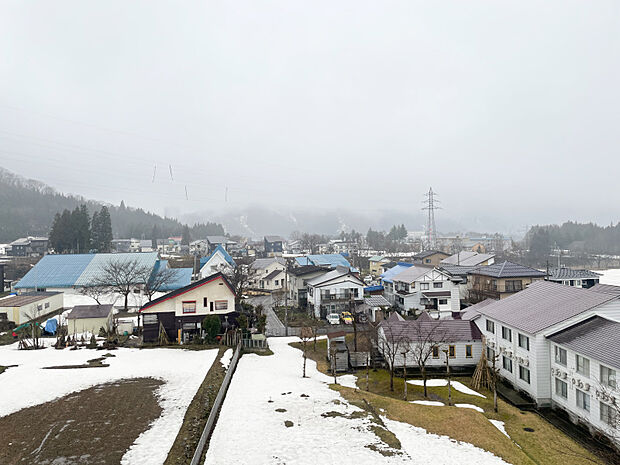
<box><xmin>380</xmin><ymin>263</ymin><xmax>414</xmax><ymax>284</ymax></box>
<box><xmin>295</xmin><ymin>254</ymin><xmax>357</xmax><ymax>272</ymax></box>
<box><xmin>200</xmin><ymin>245</ymin><xmax>235</xmax><ymax>268</ymax></box>
<box><xmin>364</xmin><ymin>285</ymin><xmax>384</xmax><ymax>292</ymax></box>
<box><xmin>15</xmin><ymin>252</ymin><xmax>159</xmax><ymax>289</ymax></box>
<box><xmin>15</xmin><ymin>254</ymin><xmax>94</xmax><ymax>289</ymax></box>
<box><xmin>159</xmin><ymin>267</ymin><xmax>193</xmax><ymax>291</ymax></box>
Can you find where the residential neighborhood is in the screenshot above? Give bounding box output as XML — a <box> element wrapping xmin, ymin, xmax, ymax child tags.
<box><xmin>2</xmin><ymin>2</ymin><xmax>620</xmax><ymax>464</ymax></box>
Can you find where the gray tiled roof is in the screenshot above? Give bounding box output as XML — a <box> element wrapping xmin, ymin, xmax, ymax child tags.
<box><xmin>413</xmin><ymin>250</ymin><xmax>447</xmax><ymax>259</ymax></box>
<box><xmin>392</xmin><ymin>265</ymin><xmax>433</xmax><ymax>283</ymax></box>
<box><xmin>471</xmin><ymin>261</ymin><xmax>547</xmax><ymax>278</ymax></box>
<box><xmin>262</xmin><ymin>269</ymin><xmax>283</xmax><ymax>281</ymax></box>
<box><xmin>381</xmin><ymin>315</ymin><xmax>481</xmax><ymax>342</ymax></box>
<box><xmin>477</xmin><ymin>280</ymin><xmax>617</xmax><ymax>334</ymax></box>
<box><xmin>548</xmin><ymin>316</ymin><xmax>620</xmax><ymax>370</ymax></box>
<box><xmin>439</xmin><ymin>264</ymin><xmax>478</xmax><ymax>277</ymax></box>
<box><xmin>67</xmin><ymin>304</ymin><xmax>113</xmax><ymax>319</ymax></box>
<box><xmin>264</xmin><ymin>235</ymin><xmax>284</xmax><ymax>242</ymax></box>
<box><xmin>441</xmin><ymin>252</ymin><xmax>495</xmax><ymax>267</ymax></box>
<box><xmin>547</xmin><ymin>267</ymin><xmax>601</xmax><ymax>280</ymax></box>
<box><xmin>590</xmin><ymin>283</ymin><xmax>620</xmax><ymax>296</ymax></box>
<box><xmin>364</xmin><ymin>295</ymin><xmax>391</xmax><ymax>307</ymax></box>
<box><xmin>251</xmin><ymin>257</ymin><xmax>285</xmax><ymax>270</ymax></box>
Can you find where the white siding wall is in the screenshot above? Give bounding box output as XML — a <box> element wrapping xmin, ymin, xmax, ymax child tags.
<box><xmin>550</xmin><ymin>343</ymin><xmax>619</xmax><ymax>445</ymax></box>
<box><xmin>200</xmin><ymin>252</ymin><xmax>232</xmax><ymax>278</ymax></box>
<box><xmin>310</xmin><ymin>277</ymin><xmax>363</xmax><ymax>318</ymax></box>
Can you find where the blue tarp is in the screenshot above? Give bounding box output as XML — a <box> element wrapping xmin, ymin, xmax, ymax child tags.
<box><xmin>44</xmin><ymin>318</ymin><xmax>58</xmax><ymax>334</ymax></box>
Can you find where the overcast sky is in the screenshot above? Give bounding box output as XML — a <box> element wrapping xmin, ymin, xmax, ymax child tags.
<box><xmin>1</xmin><ymin>1</ymin><xmax>619</xmax><ymax>233</ymax></box>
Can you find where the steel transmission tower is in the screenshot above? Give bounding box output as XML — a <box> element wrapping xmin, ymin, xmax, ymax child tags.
<box><xmin>422</xmin><ymin>187</ymin><xmax>440</xmax><ymax>250</ymax></box>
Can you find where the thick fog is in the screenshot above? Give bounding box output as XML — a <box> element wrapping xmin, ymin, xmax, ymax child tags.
<box><xmin>1</xmin><ymin>1</ymin><xmax>619</xmax><ymax>234</ymax></box>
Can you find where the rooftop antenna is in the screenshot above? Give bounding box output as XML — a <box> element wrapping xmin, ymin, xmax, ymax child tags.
<box><xmin>422</xmin><ymin>187</ymin><xmax>440</xmax><ymax>251</ymax></box>
<box><xmin>152</xmin><ymin>164</ymin><xmax>157</xmax><ymax>183</ymax></box>
<box><xmin>169</xmin><ymin>164</ymin><xmax>174</xmax><ymax>182</ymax></box>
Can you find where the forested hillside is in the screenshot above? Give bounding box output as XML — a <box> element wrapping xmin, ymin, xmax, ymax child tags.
<box><xmin>0</xmin><ymin>167</ymin><xmax>224</xmax><ymax>242</ymax></box>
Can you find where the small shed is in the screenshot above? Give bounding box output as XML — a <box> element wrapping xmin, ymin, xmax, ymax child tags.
<box><xmin>67</xmin><ymin>304</ymin><xmax>113</xmax><ymax>335</ymax></box>
<box><xmin>326</xmin><ymin>331</ymin><xmax>349</xmax><ymax>372</ymax></box>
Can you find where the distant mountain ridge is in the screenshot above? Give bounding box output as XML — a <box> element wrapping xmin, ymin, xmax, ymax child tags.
<box><xmin>0</xmin><ymin>167</ymin><xmax>223</xmax><ymax>243</ymax></box>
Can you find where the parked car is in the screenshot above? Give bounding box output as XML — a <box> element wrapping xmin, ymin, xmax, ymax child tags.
<box><xmin>327</xmin><ymin>313</ymin><xmax>341</xmax><ymax>325</ymax></box>
<box><xmin>340</xmin><ymin>311</ymin><xmax>353</xmax><ymax>325</ymax></box>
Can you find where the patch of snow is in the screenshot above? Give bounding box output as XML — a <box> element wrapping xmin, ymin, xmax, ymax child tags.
<box><xmin>0</xmin><ymin>343</ymin><xmax>218</xmax><ymax>465</ymax></box>
<box><xmin>204</xmin><ymin>337</ymin><xmax>508</xmax><ymax>464</ymax></box>
<box><xmin>220</xmin><ymin>348</ymin><xmax>233</xmax><ymax>369</ymax></box>
<box><xmin>489</xmin><ymin>420</ymin><xmax>510</xmax><ymax>438</ymax></box>
<box><xmin>407</xmin><ymin>379</ymin><xmax>486</xmax><ymax>398</ymax></box>
<box><xmin>411</xmin><ymin>400</ymin><xmax>445</xmax><ymax>406</ymax></box>
<box><xmin>456</xmin><ymin>403</ymin><xmax>484</xmax><ymax>413</ymax></box>
<box><xmin>385</xmin><ymin>417</ymin><xmax>509</xmax><ymax>464</ymax></box>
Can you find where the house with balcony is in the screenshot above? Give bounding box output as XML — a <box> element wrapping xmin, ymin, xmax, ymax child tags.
<box><xmin>546</xmin><ymin>267</ymin><xmax>601</xmax><ymax>289</ymax></box>
<box><xmin>287</xmin><ymin>265</ymin><xmax>329</xmax><ymax>307</ymax></box>
<box><xmin>468</xmin><ymin>260</ymin><xmax>546</xmax><ymax>303</ymax></box>
<box><xmin>547</xmin><ymin>316</ymin><xmax>620</xmax><ymax>448</ymax></box>
<box><xmin>380</xmin><ymin>262</ymin><xmax>414</xmax><ymax>305</ymax></box>
<box><xmin>391</xmin><ymin>266</ymin><xmax>461</xmax><ymax>318</ymax></box>
<box><xmin>306</xmin><ymin>266</ymin><xmax>364</xmax><ymax>318</ymax></box>
<box><xmin>477</xmin><ymin>281</ymin><xmax>620</xmax><ymax>407</ymax></box>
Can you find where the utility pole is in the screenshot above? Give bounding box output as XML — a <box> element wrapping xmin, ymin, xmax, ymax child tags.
<box><xmin>443</xmin><ymin>348</ymin><xmax>452</xmax><ymax>406</ymax></box>
<box><xmin>402</xmin><ymin>349</ymin><xmax>408</xmax><ymax>401</ymax></box>
<box><xmin>284</xmin><ymin>257</ymin><xmax>289</xmax><ymax>336</ymax></box>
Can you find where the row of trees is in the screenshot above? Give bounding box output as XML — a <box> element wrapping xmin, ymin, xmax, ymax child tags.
<box><xmin>49</xmin><ymin>205</ymin><xmax>112</xmax><ymax>253</ymax></box>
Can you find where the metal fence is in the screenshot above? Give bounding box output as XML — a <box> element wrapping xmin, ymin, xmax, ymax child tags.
<box><xmin>190</xmin><ymin>342</ymin><xmax>242</xmax><ymax>465</ymax></box>
<box><xmin>242</xmin><ymin>338</ymin><xmax>269</xmax><ymax>349</ymax></box>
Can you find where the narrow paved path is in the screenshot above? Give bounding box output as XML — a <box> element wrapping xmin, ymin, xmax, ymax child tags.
<box><xmin>246</xmin><ymin>295</ymin><xmax>285</xmax><ymax>336</ymax></box>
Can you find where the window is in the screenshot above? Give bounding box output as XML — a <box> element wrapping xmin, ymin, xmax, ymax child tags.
<box><xmin>555</xmin><ymin>378</ymin><xmax>567</xmax><ymax>399</ymax></box>
<box><xmin>433</xmin><ymin>282</ymin><xmax>443</xmax><ymax>288</ymax></box>
<box><xmin>555</xmin><ymin>346</ymin><xmax>567</xmax><ymax>366</ymax></box>
<box><xmin>466</xmin><ymin>345</ymin><xmax>472</xmax><ymax>358</ymax></box>
<box><xmin>505</xmin><ymin>280</ymin><xmax>523</xmax><ymax>292</ymax></box>
<box><xmin>519</xmin><ymin>365</ymin><xmax>530</xmax><ymax>384</ymax></box>
<box><xmin>215</xmin><ymin>300</ymin><xmax>228</xmax><ymax>311</ymax></box>
<box><xmin>425</xmin><ymin>258</ymin><xmax>431</xmax><ymax>263</ymax></box>
<box><xmin>576</xmin><ymin>354</ymin><xmax>590</xmax><ymax>376</ymax></box>
<box><xmin>432</xmin><ymin>346</ymin><xmax>439</xmax><ymax>359</ymax></box>
<box><xmin>600</xmin><ymin>402</ymin><xmax>617</xmax><ymax>426</ymax></box>
<box><xmin>45</xmin><ymin>302</ymin><xmax>50</xmax><ymax>309</ymax></box>
<box><xmin>600</xmin><ymin>365</ymin><xmax>616</xmax><ymax>389</ymax></box>
<box><xmin>421</xmin><ymin>283</ymin><xmax>430</xmax><ymax>290</ymax></box>
<box><xmin>503</xmin><ymin>356</ymin><xmax>513</xmax><ymax>372</ymax></box>
<box><xmin>143</xmin><ymin>314</ymin><xmax>157</xmax><ymax>325</ymax></box>
<box><xmin>518</xmin><ymin>334</ymin><xmax>529</xmax><ymax>351</ymax></box>
<box><xmin>203</xmin><ymin>297</ymin><xmax>208</xmax><ymax>307</ymax></box>
<box><xmin>448</xmin><ymin>345</ymin><xmax>455</xmax><ymax>358</ymax></box>
<box><xmin>502</xmin><ymin>326</ymin><xmax>512</xmax><ymax>342</ymax></box>
<box><xmin>576</xmin><ymin>389</ymin><xmax>590</xmax><ymax>411</ymax></box>
<box><xmin>487</xmin><ymin>347</ymin><xmax>495</xmax><ymax>360</ymax></box>
<box><xmin>37</xmin><ymin>304</ymin><xmax>42</xmax><ymax>311</ymax></box>
<box><xmin>486</xmin><ymin>319</ymin><xmax>495</xmax><ymax>333</ymax></box>
<box><xmin>182</xmin><ymin>301</ymin><xmax>196</xmax><ymax>314</ymax></box>
<box><xmin>439</xmin><ymin>299</ymin><xmax>448</xmax><ymax>305</ymax></box>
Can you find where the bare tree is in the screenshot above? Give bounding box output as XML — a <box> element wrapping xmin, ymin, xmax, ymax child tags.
<box><xmin>143</xmin><ymin>266</ymin><xmax>181</xmax><ymax>302</ymax></box>
<box><xmin>595</xmin><ymin>380</ymin><xmax>620</xmax><ymax>443</ymax></box>
<box><xmin>79</xmin><ymin>284</ymin><xmax>109</xmax><ymax>305</ymax></box>
<box><xmin>300</xmin><ymin>326</ymin><xmax>313</xmax><ymax>378</ymax></box>
<box><xmin>378</xmin><ymin>323</ymin><xmax>409</xmax><ymax>391</ymax></box>
<box><xmin>93</xmin><ymin>258</ymin><xmax>151</xmax><ymax>311</ymax></box>
<box><xmin>222</xmin><ymin>263</ymin><xmax>256</xmax><ymax>302</ymax></box>
<box><xmin>409</xmin><ymin>319</ymin><xmax>447</xmax><ymax>398</ymax></box>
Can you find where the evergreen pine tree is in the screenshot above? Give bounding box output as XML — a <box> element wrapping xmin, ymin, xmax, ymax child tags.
<box><xmin>98</xmin><ymin>206</ymin><xmax>113</xmax><ymax>252</ymax></box>
<box><xmin>91</xmin><ymin>210</ymin><xmax>100</xmax><ymax>252</ymax></box>
<box><xmin>181</xmin><ymin>225</ymin><xmax>191</xmax><ymax>246</ymax></box>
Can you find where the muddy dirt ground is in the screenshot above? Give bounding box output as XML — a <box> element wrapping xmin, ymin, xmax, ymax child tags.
<box><xmin>0</xmin><ymin>377</ymin><xmax>163</xmax><ymax>465</ymax></box>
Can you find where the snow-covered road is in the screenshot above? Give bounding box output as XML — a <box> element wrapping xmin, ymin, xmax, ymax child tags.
<box><xmin>204</xmin><ymin>337</ymin><xmax>508</xmax><ymax>465</ymax></box>
<box><xmin>0</xmin><ymin>343</ymin><xmax>218</xmax><ymax>464</ymax></box>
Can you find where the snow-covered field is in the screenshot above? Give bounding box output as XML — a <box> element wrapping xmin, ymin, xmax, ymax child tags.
<box><xmin>205</xmin><ymin>337</ymin><xmax>507</xmax><ymax>465</ymax></box>
<box><xmin>407</xmin><ymin>378</ymin><xmax>486</xmax><ymax>398</ymax></box>
<box><xmin>0</xmin><ymin>343</ymin><xmax>218</xmax><ymax>465</ymax></box>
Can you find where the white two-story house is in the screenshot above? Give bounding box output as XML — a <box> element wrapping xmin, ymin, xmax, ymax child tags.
<box><xmin>250</xmin><ymin>257</ymin><xmax>286</xmax><ymax>291</ymax></box>
<box><xmin>548</xmin><ymin>316</ymin><xmax>619</xmax><ymax>448</ymax></box>
<box><xmin>477</xmin><ymin>280</ymin><xmax>620</xmax><ymax>407</ymax></box>
<box><xmin>306</xmin><ymin>266</ymin><xmax>364</xmax><ymax>319</ymax></box>
<box><xmin>391</xmin><ymin>266</ymin><xmax>461</xmax><ymax>318</ymax></box>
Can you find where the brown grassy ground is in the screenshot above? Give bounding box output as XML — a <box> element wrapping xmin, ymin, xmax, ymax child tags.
<box><xmin>0</xmin><ymin>378</ymin><xmax>163</xmax><ymax>465</ymax></box>
<box><xmin>294</xmin><ymin>339</ymin><xmax>604</xmax><ymax>465</ymax></box>
<box><xmin>164</xmin><ymin>347</ymin><xmax>227</xmax><ymax>465</ymax></box>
